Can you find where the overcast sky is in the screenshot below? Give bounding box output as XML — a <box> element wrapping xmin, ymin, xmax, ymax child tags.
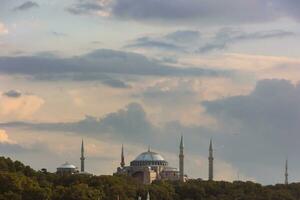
<box><xmin>1</xmin><ymin>0</ymin><xmax>300</xmax><ymax>184</ymax></box>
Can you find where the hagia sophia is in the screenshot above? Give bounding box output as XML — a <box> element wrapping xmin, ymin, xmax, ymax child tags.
<box><xmin>56</xmin><ymin>136</ymin><xmax>215</xmax><ymax>185</ymax></box>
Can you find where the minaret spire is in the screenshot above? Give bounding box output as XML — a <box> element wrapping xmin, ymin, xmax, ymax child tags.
<box><xmin>208</xmin><ymin>138</ymin><xmax>214</xmax><ymax>181</ymax></box>
<box><xmin>80</xmin><ymin>139</ymin><xmax>85</xmax><ymax>172</ymax></box>
<box><xmin>285</xmin><ymin>158</ymin><xmax>288</xmax><ymax>185</ymax></box>
<box><xmin>179</xmin><ymin>135</ymin><xmax>184</xmax><ymax>182</ymax></box>
<box><xmin>146</xmin><ymin>192</ymin><xmax>150</xmax><ymax>200</ymax></box>
<box><xmin>120</xmin><ymin>144</ymin><xmax>125</xmax><ymax>168</ymax></box>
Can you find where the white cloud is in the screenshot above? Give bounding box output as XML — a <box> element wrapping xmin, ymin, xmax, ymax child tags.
<box><xmin>0</xmin><ymin>91</ymin><xmax>44</xmax><ymax>120</ymax></box>
<box><xmin>0</xmin><ymin>129</ymin><xmax>15</xmax><ymax>144</ymax></box>
<box><xmin>0</xmin><ymin>22</ymin><xmax>8</xmax><ymax>35</ymax></box>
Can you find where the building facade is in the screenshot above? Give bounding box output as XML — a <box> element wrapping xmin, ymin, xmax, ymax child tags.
<box><xmin>56</xmin><ymin>162</ymin><xmax>78</xmax><ymax>175</ymax></box>
<box><xmin>115</xmin><ymin>137</ymin><xmax>187</xmax><ymax>184</ymax></box>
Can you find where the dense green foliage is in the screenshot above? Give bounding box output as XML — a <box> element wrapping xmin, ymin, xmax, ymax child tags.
<box><xmin>0</xmin><ymin>157</ymin><xmax>299</xmax><ymax>200</ymax></box>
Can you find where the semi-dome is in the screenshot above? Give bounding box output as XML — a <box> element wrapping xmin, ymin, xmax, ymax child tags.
<box><xmin>130</xmin><ymin>150</ymin><xmax>168</xmax><ymax>167</ymax></box>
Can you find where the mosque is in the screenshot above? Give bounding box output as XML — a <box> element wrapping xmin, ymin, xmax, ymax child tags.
<box><xmin>56</xmin><ymin>140</ymin><xmax>89</xmax><ymax>175</ymax></box>
<box><xmin>115</xmin><ymin>136</ymin><xmax>214</xmax><ymax>184</ymax></box>
<box><xmin>56</xmin><ymin>137</ymin><xmax>215</xmax><ymax>185</ymax></box>
<box><xmin>54</xmin><ymin>137</ymin><xmax>291</xmax><ymax>186</ymax></box>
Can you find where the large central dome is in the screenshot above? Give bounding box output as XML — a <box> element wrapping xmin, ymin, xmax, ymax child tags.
<box><xmin>135</xmin><ymin>151</ymin><xmax>165</xmax><ymax>161</ymax></box>
<box><xmin>130</xmin><ymin>150</ymin><xmax>168</xmax><ymax>167</ymax></box>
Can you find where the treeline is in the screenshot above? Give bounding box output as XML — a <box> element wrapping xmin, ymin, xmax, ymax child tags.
<box><xmin>0</xmin><ymin>156</ymin><xmax>299</xmax><ymax>200</ymax></box>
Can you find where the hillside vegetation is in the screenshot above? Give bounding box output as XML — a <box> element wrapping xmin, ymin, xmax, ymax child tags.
<box><xmin>0</xmin><ymin>157</ymin><xmax>298</xmax><ymax>200</ymax></box>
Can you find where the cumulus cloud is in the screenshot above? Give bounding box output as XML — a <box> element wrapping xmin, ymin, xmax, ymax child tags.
<box><xmin>13</xmin><ymin>1</ymin><xmax>39</xmax><ymax>11</ymax></box>
<box><xmin>0</xmin><ymin>129</ymin><xmax>28</xmax><ymax>154</ymax></box>
<box><xmin>3</xmin><ymin>80</ymin><xmax>300</xmax><ymax>183</ymax></box>
<box><xmin>2</xmin><ymin>89</ymin><xmax>295</xmax><ymax>183</ymax></box>
<box><xmin>0</xmin><ymin>129</ymin><xmax>13</xmax><ymax>143</ymax></box>
<box><xmin>0</xmin><ymin>103</ymin><xmax>158</xmax><ymax>143</ymax></box>
<box><xmin>138</xmin><ymin>79</ymin><xmax>197</xmax><ymax>105</ymax></box>
<box><xmin>132</xmin><ymin>78</ymin><xmax>214</xmax><ymax>126</ymax></box>
<box><xmin>0</xmin><ymin>129</ymin><xmax>53</xmax><ymax>164</ymax></box>
<box><xmin>202</xmin><ymin>79</ymin><xmax>300</xmax><ymax>182</ymax></box>
<box><xmin>0</xmin><ymin>91</ymin><xmax>44</xmax><ymax>119</ymax></box>
<box><xmin>0</xmin><ymin>22</ymin><xmax>8</xmax><ymax>35</ymax></box>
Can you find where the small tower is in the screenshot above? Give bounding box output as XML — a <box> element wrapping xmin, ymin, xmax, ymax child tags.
<box><xmin>120</xmin><ymin>144</ymin><xmax>125</xmax><ymax>168</ymax></box>
<box><xmin>80</xmin><ymin>139</ymin><xmax>85</xmax><ymax>172</ymax></box>
<box><xmin>285</xmin><ymin>159</ymin><xmax>288</xmax><ymax>185</ymax></box>
<box><xmin>179</xmin><ymin>135</ymin><xmax>184</xmax><ymax>182</ymax></box>
<box><xmin>146</xmin><ymin>192</ymin><xmax>150</xmax><ymax>200</ymax></box>
<box><xmin>208</xmin><ymin>139</ymin><xmax>214</xmax><ymax>181</ymax></box>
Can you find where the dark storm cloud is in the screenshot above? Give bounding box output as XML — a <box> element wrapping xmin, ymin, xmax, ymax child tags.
<box><xmin>0</xmin><ymin>49</ymin><xmax>231</xmax><ymax>82</ymax></box>
<box><xmin>203</xmin><ymin>79</ymin><xmax>300</xmax><ymax>180</ymax></box>
<box><xmin>13</xmin><ymin>1</ymin><xmax>39</xmax><ymax>11</ymax></box>
<box><xmin>3</xmin><ymin>90</ymin><xmax>22</xmax><ymax>98</ymax></box>
<box><xmin>198</xmin><ymin>29</ymin><xmax>295</xmax><ymax>53</ymax></box>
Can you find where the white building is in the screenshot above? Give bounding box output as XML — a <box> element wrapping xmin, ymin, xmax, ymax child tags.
<box><xmin>56</xmin><ymin>162</ymin><xmax>78</xmax><ymax>175</ymax></box>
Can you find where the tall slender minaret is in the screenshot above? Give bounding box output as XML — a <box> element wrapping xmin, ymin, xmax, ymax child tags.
<box><xmin>80</xmin><ymin>139</ymin><xmax>85</xmax><ymax>172</ymax></box>
<box><xmin>208</xmin><ymin>139</ymin><xmax>214</xmax><ymax>181</ymax></box>
<box><xmin>120</xmin><ymin>144</ymin><xmax>125</xmax><ymax>168</ymax></box>
<box><xmin>179</xmin><ymin>135</ymin><xmax>184</xmax><ymax>182</ymax></box>
<box><xmin>285</xmin><ymin>159</ymin><xmax>288</xmax><ymax>185</ymax></box>
<box><xmin>147</xmin><ymin>192</ymin><xmax>150</xmax><ymax>200</ymax></box>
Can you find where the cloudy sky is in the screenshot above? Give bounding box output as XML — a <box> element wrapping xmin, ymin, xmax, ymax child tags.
<box><xmin>1</xmin><ymin>0</ymin><xmax>300</xmax><ymax>184</ymax></box>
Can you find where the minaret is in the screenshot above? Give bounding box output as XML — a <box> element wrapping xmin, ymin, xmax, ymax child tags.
<box><xmin>120</xmin><ymin>144</ymin><xmax>125</xmax><ymax>168</ymax></box>
<box><xmin>179</xmin><ymin>135</ymin><xmax>184</xmax><ymax>182</ymax></box>
<box><xmin>285</xmin><ymin>159</ymin><xmax>288</xmax><ymax>185</ymax></box>
<box><xmin>147</xmin><ymin>192</ymin><xmax>150</xmax><ymax>200</ymax></box>
<box><xmin>80</xmin><ymin>139</ymin><xmax>85</xmax><ymax>172</ymax></box>
<box><xmin>208</xmin><ymin>139</ymin><xmax>214</xmax><ymax>181</ymax></box>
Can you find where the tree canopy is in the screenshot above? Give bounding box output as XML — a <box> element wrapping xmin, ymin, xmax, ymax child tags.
<box><xmin>0</xmin><ymin>156</ymin><xmax>298</xmax><ymax>200</ymax></box>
